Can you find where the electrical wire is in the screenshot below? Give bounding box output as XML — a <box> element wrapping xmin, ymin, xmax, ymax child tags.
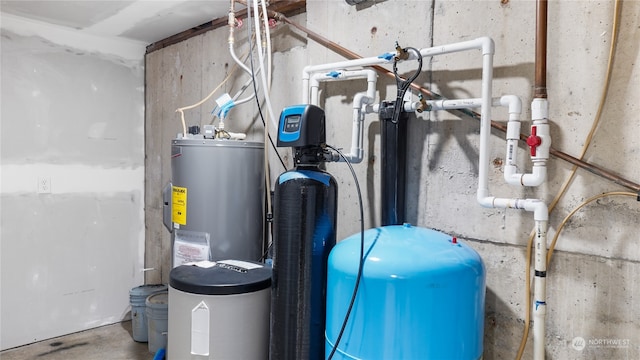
<box><xmin>325</xmin><ymin>144</ymin><xmax>365</xmax><ymax>360</ymax></box>
<box><xmin>244</xmin><ymin>0</ymin><xmax>288</xmax><ymax>261</ymax></box>
<box><xmin>175</xmin><ymin>63</ymin><xmax>239</xmax><ymax>137</ymax></box>
<box><xmin>515</xmin><ymin>2</ymin><xmax>622</xmax><ymax>357</ymax></box>
<box><xmin>246</xmin><ymin>2</ymin><xmax>287</xmax><ymax>172</ymax></box>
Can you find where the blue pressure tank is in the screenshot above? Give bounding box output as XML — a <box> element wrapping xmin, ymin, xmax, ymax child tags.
<box><xmin>325</xmin><ymin>224</ymin><xmax>485</xmax><ymax>360</ymax></box>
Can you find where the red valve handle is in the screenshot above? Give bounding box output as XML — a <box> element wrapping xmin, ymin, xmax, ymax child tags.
<box><xmin>526</xmin><ymin>126</ymin><xmax>542</xmax><ymax>156</ymax></box>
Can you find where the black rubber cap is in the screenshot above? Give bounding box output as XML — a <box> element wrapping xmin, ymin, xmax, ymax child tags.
<box><xmin>170</xmin><ymin>260</ymin><xmax>271</xmax><ymax>295</ymax></box>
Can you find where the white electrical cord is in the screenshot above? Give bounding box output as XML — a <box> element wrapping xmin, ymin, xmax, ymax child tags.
<box><xmin>175</xmin><ymin>64</ymin><xmax>239</xmax><ymax>137</ymax></box>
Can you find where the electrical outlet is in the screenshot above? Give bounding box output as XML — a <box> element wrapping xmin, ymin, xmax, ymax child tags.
<box><xmin>38</xmin><ymin>176</ymin><xmax>51</xmax><ymax>194</ymax></box>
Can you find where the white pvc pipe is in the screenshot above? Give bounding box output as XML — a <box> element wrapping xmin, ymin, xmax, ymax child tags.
<box><xmin>301</xmin><ymin>37</ymin><xmax>494</xmax><ymax>105</ymax></box>
<box><xmin>531</xmin><ymin>98</ymin><xmax>551</xmax><ymax>161</ymax></box>
<box><xmin>305</xmin><ymin>69</ymin><xmax>377</xmax><ymax>163</ymax></box>
<box><xmin>476</xmin><ymin>50</ymin><xmax>495</xmax><ymax>201</ymax></box>
<box><xmin>300</xmin><ymin>35</ymin><xmax>550</xmax><ymax>358</ymax></box>
<box><xmin>420</xmin><ymin>36</ymin><xmax>495</xmax><ymax>57</ymax></box>
<box><xmin>302</xmin><ymin>55</ymin><xmax>392</xmax><ymax>104</ymax></box>
<box><xmin>499</xmin><ymin>95</ymin><xmax>550</xmax><ymax>187</ymax></box>
<box><xmin>418</xmin><ymin>98</ymin><xmax>484</xmax><ymax>112</ymax></box>
<box><xmin>309</xmin><ymin>69</ymin><xmax>377</xmax><ymax>106</ymax></box>
<box><xmin>532</xmin><ymin>219</ymin><xmax>548</xmax><ymax>360</ymax></box>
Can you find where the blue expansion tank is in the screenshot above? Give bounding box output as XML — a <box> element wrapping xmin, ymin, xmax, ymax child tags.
<box><xmin>325</xmin><ymin>224</ymin><xmax>486</xmax><ymax>360</ymax></box>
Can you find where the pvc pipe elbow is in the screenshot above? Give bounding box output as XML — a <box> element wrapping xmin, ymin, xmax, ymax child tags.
<box><xmin>504</xmin><ymin>165</ymin><xmax>519</xmax><ymax>185</ymax></box>
<box><xmin>334</xmin><ymin>151</ymin><xmax>363</xmax><ymax>164</ymax></box>
<box><xmin>524</xmin><ymin>199</ymin><xmax>548</xmax><ymax>221</ymax></box>
<box><xmin>499</xmin><ymin>95</ymin><xmax>522</xmax><ymax>117</ymax></box>
<box><xmin>478</xmin><ymin>36</ymin><xmax>495</xmax><ymax>55</ymax></box>
<box><xmin>302</xmin><ymin>67</ymin><xmax>312</xmax><ymax>81</ymax></box>
<box><xmin>347</xmin><ymin>149</ymin><xmax>364</xmax><ymax>164</ymax></box>
<box><xmin>354</xmin><ymin>93</ymin><xmax>373</xmax><ymax>109</ymax></box>
<box><xmin>521</xmin><ymin>165</ymin><xmax>546</xmax><ymax>187</ymax></box>
<box><xmin>477</xmin><ymin>196</ymin><xmax>495</xmax><ymax>208</ymax></box>
<box><xmin>505</xmin><ymin>164</ymin><xmax>546</xmax><ymax>187</ymax></box>
<box><xmin>476</xmin><ymin>188</ymin><xmax>492</xmax><ymax>207</ymax></box>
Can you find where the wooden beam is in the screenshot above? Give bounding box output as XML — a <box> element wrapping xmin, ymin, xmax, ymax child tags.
<box><xmin>146</xmin><ymin>1</ymin><xmax>306</xmax><ymax>54</ymax></box>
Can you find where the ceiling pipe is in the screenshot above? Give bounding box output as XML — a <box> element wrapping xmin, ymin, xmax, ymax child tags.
<box><xmin>273</xmin><ymin>12</ymin><xmax>640</xmax><ymax>194</ymax></box>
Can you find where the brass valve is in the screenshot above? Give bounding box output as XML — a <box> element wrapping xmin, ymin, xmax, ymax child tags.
<box><xmin>416</xmin><ymin>94</ymin><xmax>430</xmax><ymax>113</ymax></box>
<box><xmin>394</xmin><ymin>41</ymin><xmax>409</xmax><ymax>61</ymax></box>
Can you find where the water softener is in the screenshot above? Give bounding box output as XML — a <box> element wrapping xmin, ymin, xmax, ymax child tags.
<box><xmin>270</xmin><ymin>105</ymin><xmax>338</xmax><ymax>360</ymax></box>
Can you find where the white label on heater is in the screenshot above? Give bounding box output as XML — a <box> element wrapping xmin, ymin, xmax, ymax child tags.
<box><xmin>174</xmin><ymin>230</ymin><xmax>211</xmax><ymax>267</ymax></box>
<box><xmin>191</xmin><ymin>301</ymin><xmax>210</xmax><ymax>356</ymax></box>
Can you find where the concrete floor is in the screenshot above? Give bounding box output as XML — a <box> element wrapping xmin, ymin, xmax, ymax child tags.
<box><xmin>0</xmin><ymin>321</ymin><xmax>153</xmax><ymax>360</ymax></box>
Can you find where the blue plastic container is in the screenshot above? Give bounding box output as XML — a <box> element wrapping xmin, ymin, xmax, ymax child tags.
<box><xmin>325</xmin><ymin>224</ymin><xmax>485</xmax><ymax>360</ymax></box>
<box><xmin>129</xmin><ymin>284</ymin><xmax>167</xmax><ymax>342</ymax></box>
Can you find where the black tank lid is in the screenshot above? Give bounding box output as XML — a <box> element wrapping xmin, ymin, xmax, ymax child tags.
<box><xmin>170</xmin><ymin>260</ymin><xmax>271</xmax><ymax>295</ymax></box>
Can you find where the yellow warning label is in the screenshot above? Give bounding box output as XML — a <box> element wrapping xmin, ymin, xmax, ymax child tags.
<box><xmin>172</xmin><ymin>186</ymin><xmax>187</xmax><ymax>225</ymax></box>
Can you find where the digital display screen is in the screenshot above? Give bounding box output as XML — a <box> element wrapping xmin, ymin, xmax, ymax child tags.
<box><xmin>284</xmin><ymin>115</ymin><xmax>302</xmax><ymax>132</ymax></box>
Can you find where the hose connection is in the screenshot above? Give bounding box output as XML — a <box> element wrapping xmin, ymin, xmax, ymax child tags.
<box><xmin>416</xmin><ymin>94</ymin><xmax>430</xmax><ymax>113</ymax></box>
<box><xmin>394</xmin><ymin>41</ymin><xmax>409</xmax><ymax>61</ymax></box>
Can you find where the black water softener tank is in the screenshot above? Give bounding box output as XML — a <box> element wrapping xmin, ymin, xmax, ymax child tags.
<box><xmin>270</xmin><ymin>105</ymin><xmax>338</xmax><ymax>360</ymax></box>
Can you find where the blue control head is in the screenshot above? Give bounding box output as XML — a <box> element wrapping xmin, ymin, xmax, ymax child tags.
<box><xmin>277</xmin><ymin>104</ymin><xmax>326</xmax><ymax>148</ymax></box>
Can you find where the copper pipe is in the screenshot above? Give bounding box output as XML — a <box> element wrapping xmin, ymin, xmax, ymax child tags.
<box><xmin>146</xmin><ymin>1</ymin><xmax>306</xmax><ymax>53</ymax></box>
<box><xmin>535</xmin><ymin>0</ymin><xmax>548</xmax><ymax>98</ymax></box>
<box><xmin>275</xmin><ymin>14</ymin><xmax>640</xmax><ymax>193</ymax></box>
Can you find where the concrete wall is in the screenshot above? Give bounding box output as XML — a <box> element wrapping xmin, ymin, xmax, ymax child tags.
<box><xmin>145</xmin><ymin>1</ymin><xmax>640</xmax><ymax>358</ymax></box>
<box><xmin>0</xmin><ymin>15</ymin><xmax>145</xmax><ymax>350</ymax></box>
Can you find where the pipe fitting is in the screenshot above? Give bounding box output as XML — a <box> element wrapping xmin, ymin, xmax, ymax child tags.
<box><xmin>479</xmin><ymin>36</ymin><xmax>495</xmax><ymax>55</ymax></box>
<box><xmin>394</xmin><ymin>42</ymin><xmax>409</xmax><ymax>61</ymax></box>
<box><xmin>499</xmin><ymin>95</ymin><xmax>522</xmax><ymax>119</ymax></box>
<box><xmin>530</xmin><ymin>121</ymin><xmax>551</xmax><ymax>161</ymax></box>
<box><xmin>415</xmin><ymin>94</ymin><xmax>430</xmax><ymax>113</ymax></box>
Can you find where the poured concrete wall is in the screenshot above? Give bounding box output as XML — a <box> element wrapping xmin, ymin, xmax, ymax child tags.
<box><xmin>0</xmin><ymin>17</ymin><xmax>145</xmax><ymax>349</ymax></box>
<box><xmin>145</xmin><ymin>1</ymin><xmax>640</xmax><ymax>358</ymax></box>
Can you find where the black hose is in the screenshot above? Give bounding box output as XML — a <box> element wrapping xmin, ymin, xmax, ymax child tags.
<box><xmin>391</xmin><ymin>47</ymin><xmax>423</xmax><ymax>124</ymax></box>
<box><xmin>325</xmin><ymin>144</ymin><xmax>365</xmax><ymax>360</ymax></box>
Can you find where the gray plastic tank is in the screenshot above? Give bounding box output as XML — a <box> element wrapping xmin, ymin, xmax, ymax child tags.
<box><xmin>164</xmin><ymin>138</ymin><xmax>264</xmax><ymax>265</ymax></box>
<box><xmin>168</xmin><ymin>260</ymin><xmax>271</xmax><ymax>360</ymax></box>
